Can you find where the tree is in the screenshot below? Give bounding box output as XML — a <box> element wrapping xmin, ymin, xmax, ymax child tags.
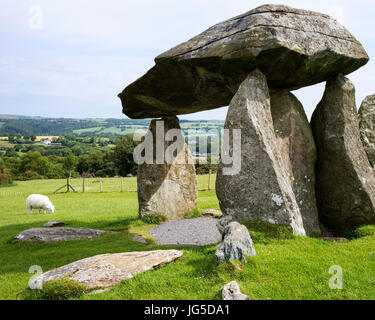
<box><xmin>4</xmin><ymin>148</ymin><xmax>18</xmax><ymax>157</ymax></box>
<box><xmin>19</xmin><ymin>151</ymin><xmax>52</xmax><ymax>176</ymax></box>
<box><xmin>0</xmin><ymin>158</ymin><xmax>4</xmax><ymax>173</ymax></box>
<box><xmin>63</xmin><ymin>154</ymin><xmax>78</xmax><ymax>177</ymax></box>
<box><xmin>113</xmin><ymin>135</ymin><xmax>138</xmax><ymax>176</ymax></box>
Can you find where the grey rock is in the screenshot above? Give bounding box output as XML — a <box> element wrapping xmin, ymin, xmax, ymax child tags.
<box><xmin>132</xmin><ymin>234</ymin><xmax>148</xmax><ymax>244</ymax></box>
<box><xmin>44</xmin><ymin>221</ymin><xmax>68</xmax><ymax>228</ymax></box>
<box><xmin>221</xmin><ymin>281</ymin><xmax>250</xmax><ymax>300</ymax></box>
<box><xmin>215</xmin><ymin>222</ymin><xmax>256</xmax><ymax>265</ymax></box>
<box><xmin>216</xmin><ymin>69</ymin><xmax>306</xmax><ymax>235</ymax></box>
<box><xmin>148</xmin><ymin>217</ymin><xmax>221</xmax><ymax>246</ymax></box>
<box><xmin>359</xmin><ymin>94</ymin><xmax>375</xmax><ymax>167</ymax></box>
<box><xmin>15</xmin><ymin>227</ymin><xmax>114</xmax><ymax>242</ymax></box>
<box><xmin>119</xmin><ymin>4</ymin><xmax>368</xmax><ymax>119</ymax></box>
<box><xmin>202</xmin><ymin>209</ymin><xmax>222</xmax><ymax>218</ymax></box>
<box><xmin>311</xmin><ymin>75</ymin><xmax>375</xmax><ymax>233</ymax></box>
<box><xmin>137</xmin><ymin>116</ymin><xmax>198</xmax><ymax>219</ymax></box>
<box><xmin>270</xmin><ymin>90</ymin><xmax>320</xmax><ymax>235</ymax></box>
<box><xmin>34</xmin><ymin>250</ymin><xmax>183</xmax><ymax>289</ymax></box>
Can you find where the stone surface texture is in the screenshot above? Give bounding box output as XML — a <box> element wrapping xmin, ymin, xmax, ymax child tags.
<box><xmin>216</xmin><ymin>69</ymin><xmax>306</xmax><ymax>235</ymax></box>
<box><xmin>202</xmin><ymin>209</ymin><xmax>222</xmax><ymax>218</ymax></box>
<box><xmin>221</xmin><ymin>281</ymin><xmax>250</xmax><ymax>300</ymax></box>
<box><xmin>15</xmin><ymin>227</ymin><xmax>114</xmax><ymax>242</ymax></box>
<box><xmin>215</xmin><ymin>222</ymin><xmax>256</xmax><ymax>265</ymax></box>
<box><xmin>148</xmin><ymin>217</ymin><xmax>221</xmax><ymax>246</ymax></box>
<box><xmin>270</xmin><ymin>90</ymin><xmax>320</xmax><ymax>235</ymax></box>
<box><xmin>359</xmin><ymin>94</ymin><xmax>375</xmax><ymax>167</ymax></box>
<box><xmin>119</xmin><ymin>4</ymin><xmax>368</xmax><ymax>118</ymax></box>
<box><xmin>35</xmin><ymin>250</ymin><xmax>183</xmax><ymax>289</ymax></box>
<box><xmin>137</xmin><ymin>116</ymin><xmax>198</xmax><ymax>219</ymax></box>
<box><xmin>311</xmin><ymin>75</ymin><xmax>375</xmax><ymax>233</ymax></box>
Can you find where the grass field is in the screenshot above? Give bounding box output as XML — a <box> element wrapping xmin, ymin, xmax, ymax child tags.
<box><xmin>0</xmin><ymin>175</ymin><xmax>374</xmax><ymax>300</ymax></box>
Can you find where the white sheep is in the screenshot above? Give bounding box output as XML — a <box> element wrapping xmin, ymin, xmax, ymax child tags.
<box><xmin>26</xmin><ymin>194</ymin><xmax>55</xmax><ymax>214</ymax></box>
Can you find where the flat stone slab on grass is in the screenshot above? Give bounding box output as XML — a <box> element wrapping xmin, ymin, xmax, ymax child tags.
<box><xmin>15</xmin><ymin>227</ymin><xmax>115</xmax><ymax>242</ymax></box>
<box><xmin>35</xmin><ymin>250</ymin><xmax>183</xmax><ymax>289</ymax></box>
<box><xmin>148</xmin><ymin>217</ymin><xmax>222</xmax><ymax>246</ymax></box>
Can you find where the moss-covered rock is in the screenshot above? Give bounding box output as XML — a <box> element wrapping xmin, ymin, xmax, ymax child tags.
<box><xmin>119</xmin><ymin>4</ymin><xmax>368</xmax><ymax>119</ymax></box>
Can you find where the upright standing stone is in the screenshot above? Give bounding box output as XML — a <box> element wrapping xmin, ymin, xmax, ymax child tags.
<box><xmin>311</xmin><ymin>75</ymin><xmax>375</xmax><ymax>233</ymax></box>
<box><xmin>270</xmin><ymin>91</ymin><xmax>320</xmax><ymax>235</ymax></box>
<box><xmin>216</xmin><ymin>69</ymin><xmax>306</xmax><ymax>236</ymax></box>
<box><xmin>359</xmin><ymin>94</ymin><xmax>375</xmax><ymax>167</ymax></box>
<box><xmin>137</xmin><ymin>116</ymin><xmax>198</xmax><ymax>219</ymax></box>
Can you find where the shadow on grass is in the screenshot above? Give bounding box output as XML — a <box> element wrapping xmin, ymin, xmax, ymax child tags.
<box><xmin>0</xmin><ymin>216</ymin><xmax>163</xmax><ymax>278</ymax></box>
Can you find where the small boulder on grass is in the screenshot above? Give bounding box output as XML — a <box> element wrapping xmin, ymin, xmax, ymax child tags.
<box><xmin>221</xmin><ymin>281</ymin><xmax>250</xmax><ymax>300</ymax></box>
<box><xmin>215</xmin><ymin>222</ymin><xmax>256</xmax><ymax>265</ymax></box>
<box><xmin>202</xmin><ymin>209</ymin><xmax>222</xmax><ymax>218</ymax></box>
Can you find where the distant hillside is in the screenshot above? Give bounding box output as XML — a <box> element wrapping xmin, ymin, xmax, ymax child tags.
<box><xmin>0</xmin><ymin>115</ymin><xmax>224</xmax><ymax>137</ymax></box>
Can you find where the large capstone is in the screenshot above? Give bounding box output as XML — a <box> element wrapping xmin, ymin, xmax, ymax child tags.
<box><xmin>311</xmin><ymin>75</ymin><xmax>375</xmax><ymax>233</ymax></box>
<box><xmin>359</xmin><ymin>94</ymin><xmax>375</xmax><ymax>167</ymax></box>
<box><xmin>137</xmin><ymin>116</ymin><xmax>198</xmax><ymax>219</ymax></box>
<box><xmin>270</xmin><ymin>90</ymin><xmax>320</xmax><ymax>235</ymax></box>
<box><xmin>216</xmin><ymin>69</ymin><xmax>306</xmax><ymax>236</ymax></box>
<box><xmin>119</xmin><ymin>4</ymin><xmax>368</xmax><ymax>119</ymax></box>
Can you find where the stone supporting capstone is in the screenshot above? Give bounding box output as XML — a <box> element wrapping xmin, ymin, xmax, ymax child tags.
<box><xmin>311</xmin><ymin>75</ymin><xmax>375</xmax><ymax>233</ymax></box>
<box><xmin>216</xmin><ymin>69</ymin><xmax>306</xmax><ymax>236</ymax></box>
<box><xmin>136</xmin><ymin>116</ymin><xmax>198</xmax><ymax>219</ymax></box>
<box><xmin>359</xmin><ymin>94</ymin><xmax>375</xmax><ymax>167</ymax></box>
<box><xmin>270</xmin><ymin>90</ymin><xmax>320</xmax><ymax>235</ymax></box>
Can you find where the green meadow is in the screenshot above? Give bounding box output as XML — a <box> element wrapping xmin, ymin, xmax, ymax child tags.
<box><xmin>0</xmin><ymin>175</ymin><xmax>374</xmax><ymax>300</ymax></box>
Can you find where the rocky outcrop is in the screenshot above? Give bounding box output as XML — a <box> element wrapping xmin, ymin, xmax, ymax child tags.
<box><xmin>311</xmin><ymin>75</ymin><xmax>375</xmax><ymax>233</ymax></box>
<box><xmin>270</xmin><ymin>91</ymin><xmax>320</xmax><ymax>235</ymax></box>
<box><xmin>137</xmin><ymin>116</ymin><xmax>198</xmax><ymax>219</ymax></box>
<box><xmin>15</xmin><ymin>227</ymin><xmax>115</xmax><ymax>242</ymax></box>
<box><xmin>215</xmin><ymin>222</ymin><xmax>256</xmax><ymax>265</ymax></box>
<box><xmin>359</xmin><ymin>94</ymin><xmax>375</xmax><ymax>167</ymax></box>
<box><xmin>221</xmin><ymin>281</ymin><xmax>250</xmax><ymax>300</ymax></box>
<box><xmin>216</xmin><ymin>69</ymin><xmax>306</xmax><ymax>235</ymax></box>
<box><xmin>34</xmin><ymin>250</ymin><xmax>183</xmax><ymax>289</ymax></box>
<box><xmin>119</xmin><ymin>4</ymin><xmax>368</xmax><ymax>119</ymax></box>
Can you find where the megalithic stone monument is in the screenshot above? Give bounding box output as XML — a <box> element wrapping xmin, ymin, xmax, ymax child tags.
<box><xmin>270</xmin><ymin>90</ymin><xmax>320</xmax><ymax>235</ymax></box>
<box><xmin>215</xmin><ymin>69</ymin><xmax>306</xmax><ymax>236</ymax></box>
<box><xmin>119</xmin><ymin>4</ymin><xmax>371</xmax><ymax>235</ymax></box>
<box><xmin>311</xmin><ymin>75</ymin><xmax>375</xmax><ymax>233</ymax></box>
<box><xmin>136</xmin><ymin>116</ymin><xmax>198</xmax><ymax>219</ymax></box>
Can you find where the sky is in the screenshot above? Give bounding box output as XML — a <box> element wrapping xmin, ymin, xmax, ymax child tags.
<box><xmin>0</xmin><ymin>0</ymin><xmax>375</xmax><ymax>120</ymax></box>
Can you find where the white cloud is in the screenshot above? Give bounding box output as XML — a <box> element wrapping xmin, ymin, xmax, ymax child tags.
<box><xmin>328</xmin><ymin>5</ymin><xmax>344</xmax><ymax>24</ymax></box>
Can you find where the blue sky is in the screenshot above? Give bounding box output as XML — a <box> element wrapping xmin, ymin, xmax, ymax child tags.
<box><xmin>0</xmin><ymin>0</ymin><xmax>375</xmax><ymax>120</ymax></box>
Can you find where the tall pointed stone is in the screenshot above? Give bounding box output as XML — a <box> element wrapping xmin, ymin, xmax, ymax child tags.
<box><xmin>359</xmin><ymin>94</ymin><xmax>375</xmax><ymax>167</ymax></box>
<box><xmin>311</xmin><ymin>75</ymin><xmax>375</xmax><ymax>233</ymax></box>
<box><xmin>216</xmin><ymin>69</ymin><xmax>306</xmax><ymax>236</ymax></box>
<box><xmin>137</xmin><ymin>116</ymin><xmax>198</xmax><ymax>219</ymax></box>
<box><xmin>270</xmin><ymin>91</ymin><xmax>320</xmax><ymax>235</ymax></box>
